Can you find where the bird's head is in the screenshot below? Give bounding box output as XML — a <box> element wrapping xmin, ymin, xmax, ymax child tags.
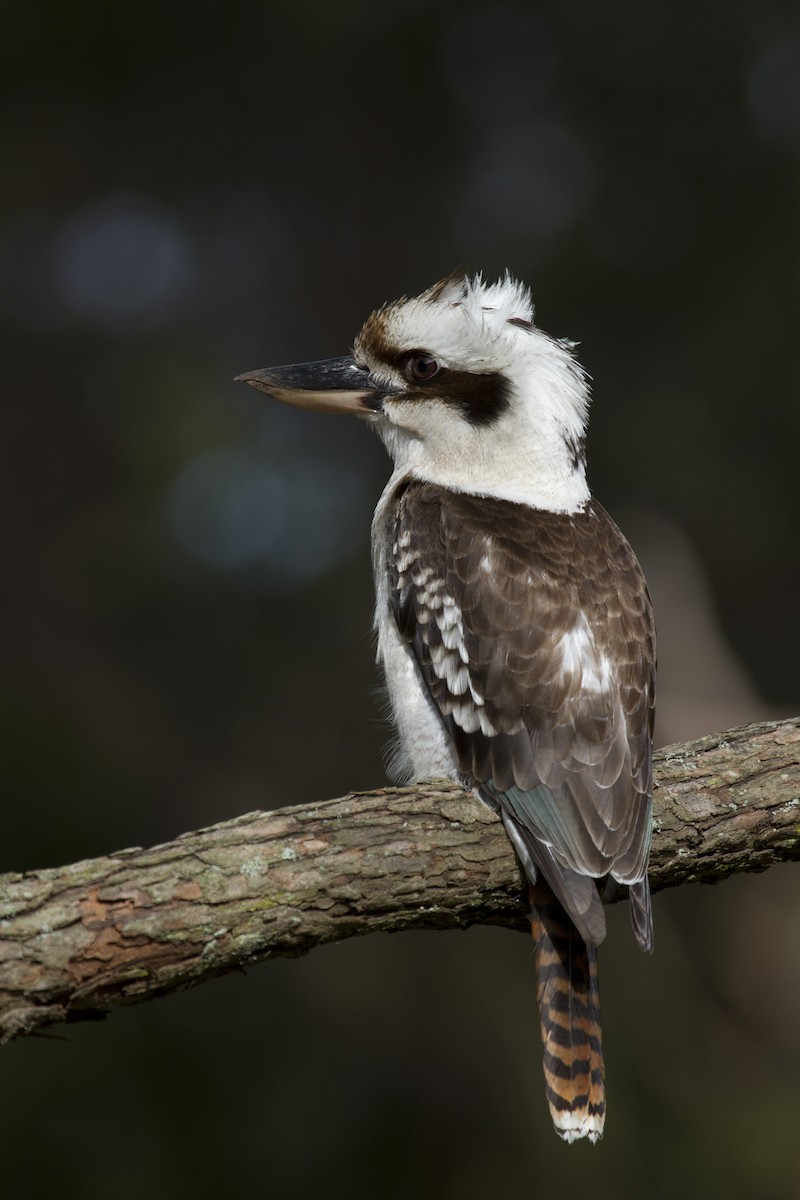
<box><xmin>238</xmin><ymin>272</ymin><xmax>591</xmax><ymax>512</ymax></box>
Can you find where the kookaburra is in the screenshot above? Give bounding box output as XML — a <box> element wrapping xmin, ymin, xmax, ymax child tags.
<box><xmin>237</xmin><ymin>272</ymin><xmax>656</xmax><ymax>1144</ymax></box>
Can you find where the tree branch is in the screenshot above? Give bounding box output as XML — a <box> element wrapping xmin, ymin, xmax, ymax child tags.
<box><xmin>2</xmin><ymin>718</ymin><xmax>799</xmax><ymax>1045</ymax></box>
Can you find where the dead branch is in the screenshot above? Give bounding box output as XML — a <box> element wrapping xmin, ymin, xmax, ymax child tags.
<box><xmin>1</xmin><ymin>717</ymin><xmax>798</xmax><ymax>1045</ymax></box>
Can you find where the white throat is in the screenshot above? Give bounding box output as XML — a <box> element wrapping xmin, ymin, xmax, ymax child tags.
<box><xmin>373</xmin><ymin>350</ymin><xmax>590</xmax><ymax>514</ymax></box>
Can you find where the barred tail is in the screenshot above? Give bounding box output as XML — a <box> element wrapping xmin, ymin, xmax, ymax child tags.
<box><xmin>529</xmin><ymin>881</ymin><xmax>605</xmax><ymax>1144</ymax></box>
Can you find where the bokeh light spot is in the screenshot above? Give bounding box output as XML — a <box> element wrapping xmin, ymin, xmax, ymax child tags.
<box><xmin>747</xmin><ymin>38</ymin><xmax>800</xmax><ymax>153</ymax></box>
<box><xmin>53</xmin><ymin>194</ymin><xmax>194</xmax><ymax>328</ymax></box>
<box><xmin>167</xmin><ymin>446</ymin><xmax>368</xmax><ymax>589</ymax></box>
<box><xmin>454</xmin><ymin>122</ymin><xmax>594</xmax><ymax>256</ymax></box>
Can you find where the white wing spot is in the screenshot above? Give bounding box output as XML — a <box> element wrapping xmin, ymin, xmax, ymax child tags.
<box><xmin>557</xmin><ymin>615</ymin><xmax>612</xmax><ymax>694</ymax></box>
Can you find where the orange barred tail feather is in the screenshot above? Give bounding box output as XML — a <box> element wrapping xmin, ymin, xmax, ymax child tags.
<box><xmin>529</xmin><ymin>881</ymin><xmax>605</xmax><ymax>1144</ymax></box>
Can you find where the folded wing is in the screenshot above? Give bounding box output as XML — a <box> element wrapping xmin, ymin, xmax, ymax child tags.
<box><xmin>388</xmin><ymin>481</ymin><xmax>656</xmax><ymax>950</ymax></box>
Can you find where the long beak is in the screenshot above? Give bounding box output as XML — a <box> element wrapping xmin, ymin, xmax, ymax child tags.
<box><xmin>235</xmin><ymin>356</ymin><xmax>391</xmax><ymax>415</ymax></box>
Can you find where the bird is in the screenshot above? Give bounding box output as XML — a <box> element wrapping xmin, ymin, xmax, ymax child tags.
<box><xmin>237</xmin><ymin>271</ymin><xmax>656</xmax><ymax>1144</ymax></box>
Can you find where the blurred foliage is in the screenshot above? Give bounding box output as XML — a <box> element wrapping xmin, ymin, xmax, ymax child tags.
<box><xmin>1</xmin><ymin>0</ymin><xmax>799</xmax><ymax>1196</ymax></box>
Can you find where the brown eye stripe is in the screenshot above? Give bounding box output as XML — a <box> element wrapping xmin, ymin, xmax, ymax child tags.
<box><xmin>354</xmin><ymin>318</ymin><xmax>512</xmax><ymax>427</ymax></box>
<box><xmin>364</xmin><ymin>348</ymin><xmax>511</xmax><ymax>428</ymax></box>
<box><xmin>431</xmin><ymin>367</ymin><xmax>511</xmax><ymax>427</ymax></box>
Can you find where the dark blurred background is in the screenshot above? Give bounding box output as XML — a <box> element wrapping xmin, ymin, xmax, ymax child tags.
<box><xmin>2</xmin><ymin>1</ymin><xmax>799</xmax><ymax>1196</ymax></box>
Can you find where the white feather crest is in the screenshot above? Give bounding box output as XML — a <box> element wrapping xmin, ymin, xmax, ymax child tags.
<box><xmin>429</xmin><ymin>270</ymin><xmax>535</xmax><ymax>330</ymax></box>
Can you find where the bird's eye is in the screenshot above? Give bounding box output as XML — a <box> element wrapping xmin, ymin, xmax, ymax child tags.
<box><xmin>405</xmin><ymin>352</ymin><xmax>440</xmax><ymax>383</ymax></box>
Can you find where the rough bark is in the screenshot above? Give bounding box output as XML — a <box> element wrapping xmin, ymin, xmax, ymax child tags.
<box><xmin>1</xmin><ymin>717</ymin><xmax>798</xmax><ymax>1046</ymax></box>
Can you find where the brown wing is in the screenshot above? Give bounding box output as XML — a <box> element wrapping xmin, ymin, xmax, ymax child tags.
<box><xmin>388</xmin><ymin>480</ymin><xmax>656</xmax><ymax>949</ymax></box>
